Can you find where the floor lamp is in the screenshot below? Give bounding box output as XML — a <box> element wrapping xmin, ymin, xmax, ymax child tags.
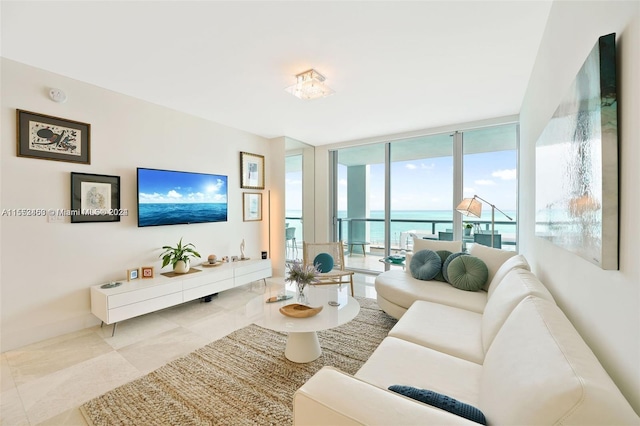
<box><xmin>456</xmin><ymin>195</ymin><xmax>513</xmax><ymax>248</ymax></box>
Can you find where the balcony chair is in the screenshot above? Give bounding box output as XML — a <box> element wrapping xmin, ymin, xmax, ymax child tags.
<box><xmin>303</xmin><ymin>242</ymin><xmax>355</xmax><ymax>296</ymax></box>
<box><xmin>473</xmin><ymin>233</ymin><xmax>502</xmax><ymax>249</ymax></box>
<box><xmin>285</xmin><ymin>227</ymin><xmax>298</xmax><ymax>259</ymax></box>
<box><xmin>438</xmin><ymin>231</ymin><xmax>454</xmax><ymax>241</ymax></box>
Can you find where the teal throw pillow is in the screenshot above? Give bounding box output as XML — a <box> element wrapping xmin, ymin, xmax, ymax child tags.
<box><xmin>442</xmin><ymin>252</ymin><xmax>469</xmax><ymax>283</ymax></box>
<box><xmin>433</xmin><ymin>250</ymin><xmax>452</xmax><ymax>282</ymax></box>
<box><xmin>313</xmin><ymin>253</ymin><xmax>334</xmax><ymax>273</ymax></box>
<box><xmin>388</xmin><ymin>385</ymin><xmax>486</xmax><ymax>425</ymax></box>
<box><xmin>409</xmin><ymin>249</ymin><xmax>441</xmax><ymax>281</ymax></box>
<box><xmin>446</xmin><ymin>255</ymin><xmax>489</xmax><ymax>292</ymax></box>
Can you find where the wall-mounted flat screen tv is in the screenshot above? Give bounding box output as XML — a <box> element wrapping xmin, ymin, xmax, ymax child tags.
<box><xmin>137</xmin><ymin>168</ymin><xmax>228</xmax><ymax>227</ymax></box>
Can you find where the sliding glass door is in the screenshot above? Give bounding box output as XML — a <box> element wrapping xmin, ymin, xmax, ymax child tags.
<box><xmin>335</xmin><ymin>143</ymin><xmax>386</xmax><ymax>271</ymax></box>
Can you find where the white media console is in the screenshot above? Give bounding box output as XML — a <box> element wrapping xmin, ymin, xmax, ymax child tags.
<box><xmin>90</xmin><ymin>258</ymin><xmax>272</xmax><ymax>335</ymax></box>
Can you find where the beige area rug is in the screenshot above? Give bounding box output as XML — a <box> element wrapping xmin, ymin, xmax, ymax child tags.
<box><xmin>80</xmin><ymin>297</ymin><xmax>396</xmax><ymax>426</ymax></box>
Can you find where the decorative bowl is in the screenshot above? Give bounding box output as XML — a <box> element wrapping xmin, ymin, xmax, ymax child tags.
<box><xmin>279</xmin><ymin>303</ymin><xmax>323</xmax><ymax>318</ymax></box>
<box><xmin>387</xmin><ymin>255</ymin><xmax>405</xmax><ymax>264</ymax></box>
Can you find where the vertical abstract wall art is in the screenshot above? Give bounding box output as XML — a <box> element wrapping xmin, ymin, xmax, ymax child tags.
<box><xmin>535</xmin><ymin>33</ymin><xmax>619</xmax><ymax>270</ymax></box>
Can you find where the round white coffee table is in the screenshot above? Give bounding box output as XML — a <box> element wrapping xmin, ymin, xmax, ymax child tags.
<box><xmin>254</xmin><ymin>285</ymin><xmax>360</xmax><ymax>363</ymax></box>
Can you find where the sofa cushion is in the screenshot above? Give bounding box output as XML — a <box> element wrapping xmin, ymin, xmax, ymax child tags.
<box><xmin>468</xmin><ymin>243</ymin><xmax>516</xmax><ymax>290</ymax></box>
<box><xmin>442</xmin><ymin>252</ymin><xmax>468</xmax><ymax>283</ymax></box>
<box><xmin>388</xmin><ymin>385</ymin><xmax>487</xmax><ymax>425</ymax></box>
<box><xmin>413</xmin><ymin>237</ymin><xmax>462</xmax><ymax>254</ymax></box>
<box><xmin>409</xmin><ymin>250</ymin><xmax>441</xmax><ymax>281</ymax></box>
<box><xmin>481</xmin><ymin>296</ymin><xmax>639</xmax><ymax>424</ymax></box>
<box><xmin>481</xmin><ymin>269</ymin><xmax>554</xmax><ymax>352</ymax></box>
<box><xmin>375</xmin><ymin>270</ymin><xmax>488</xmax><ymax>316</ymax></box>
<box><xmin>313</xmin><ymin>253</ymin><xmax>334</xmax><ymax>273</ymax></box>
<box><xmin>446</xmin><ymin>256</ymin><xmax>488</xmax><ymax>292</ymax></box>
<box><xmin>486</xmin><ymin>254</ymin><xmax>530</xmax><ymax>299</ymax></box>
<box><xmin>388</xmin><ymin>300</ymin><xmax>484</xmax><ymax>364</ymax></box>
<box><xmin>356</xmin><ymin>336</ymin><xmax>483</xmax><ymax>407</ymax></box>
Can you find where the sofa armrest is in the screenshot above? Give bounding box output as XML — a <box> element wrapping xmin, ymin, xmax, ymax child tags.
<box><xmin>293</xmin><ymin>367</ymin><xmax>479</xmax><ymax>425</ymax></box>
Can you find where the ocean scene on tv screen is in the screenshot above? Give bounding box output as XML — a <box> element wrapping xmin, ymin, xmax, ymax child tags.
<box><xmin>138</xmin><ymin>168</ymin><xmax>228</xmax><ymax>227</ymax></box>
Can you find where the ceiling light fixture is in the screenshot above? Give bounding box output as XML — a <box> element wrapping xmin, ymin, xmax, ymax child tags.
<box><xmin>285</xmin><ymin>69</ymin><xmax>334</xmax><ymax>100</ymax></box>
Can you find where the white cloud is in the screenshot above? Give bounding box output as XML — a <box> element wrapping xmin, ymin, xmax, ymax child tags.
<box><xmin>475</xmin><ymin>179</ymin><xmax>496</xmax><ymax>186</ymax></box>
<box><xmin>167</xmin><ymin>190</ymin><xmax>183</xmax><ymax>198</ymax></box>
<box><xmin>421</xmin><ymin>163</ymin><xmax>435</xmax><ymax>170</ymax></box>
<box><xmin>339</xmin><ymin>179</ymin><xmax>348</xmax><ymax>186</ymax></box>
<box><xmin>139</xmin><ymin>192</ymin><xmax>164</xmax><ymax>202</ymax></box>
<box><xmin>188</xmin><ymin>192</ymin><xmax>205</xmax><ymax>201</ymax></box>
<box><xmin>405</xmin><ymin>164</ymin><xmax>417</xmax><ymax>170</ymax></box>
<box><xmin>492</xmin><ymin>169</ymin><xmax>517</xmax><ymax>180</ymax></box>
<box><xmin>463</xmin><ymin>187</ymin><xmax>475</xmax><ymax>196</ymax></box>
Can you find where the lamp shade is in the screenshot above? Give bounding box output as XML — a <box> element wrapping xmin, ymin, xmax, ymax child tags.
<box><xmin>456</xmin><ymin>198</ymin><xmax>482</xmax><ymax>218</ymax></box>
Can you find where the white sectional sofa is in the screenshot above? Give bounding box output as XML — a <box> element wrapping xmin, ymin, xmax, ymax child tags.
<box><xmin>293</xmin><ymin>240</ymin><xmax>639</xmax><ymax>425</ymax></box>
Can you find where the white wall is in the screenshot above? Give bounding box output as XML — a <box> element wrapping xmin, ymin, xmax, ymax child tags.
<box><xmin>0</xmin><ymin>59</ymin><xmax>282</xmax><ymax>351</ymax></box>
<box><xmin>519</xmin><ymin>1</ymin><xmax>640</xmax><ymax>412</ymax></box>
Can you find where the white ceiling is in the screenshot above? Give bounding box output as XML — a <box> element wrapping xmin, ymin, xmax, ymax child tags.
<box><xmin>1</xmin><ymin>1</ymin><xmax>552</xmax><ymax>146</ymax></box>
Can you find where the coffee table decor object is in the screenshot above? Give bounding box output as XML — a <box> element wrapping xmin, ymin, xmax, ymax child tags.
<box><xmin>280</xmin><ymin>303</ymin><xmax>323</xmax><ymax>318</ymax></box>
<box><xmin>266</xmin><ymin>294</ymin><xmax>293</xmax><ymax>303</ymax></box>
<box><xmin>285</xmin><ymin>260</ymin><xmax>320</xmax><ymax>302</ymax></box>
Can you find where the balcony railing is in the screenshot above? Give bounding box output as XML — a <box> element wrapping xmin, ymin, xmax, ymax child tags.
<box><xmin>284</xmin><ymin>216</ymin><xmax>517</xmax><ymax>271</ymax></box>
<box><xmin>337</xmin><ymin>217</ymin><xmax>516</xmax><ymax>252</ymax></box>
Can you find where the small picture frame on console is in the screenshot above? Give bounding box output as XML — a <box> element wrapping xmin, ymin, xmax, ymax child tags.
<box><xmin>127</xmin><ymin>268</ymin><xmax>139</xmax><ymax>281</ymax></box>
<box><xmin>141</xmin><ymin>266</ymin><xmax>154</xmax><ymax>279</ymax></box>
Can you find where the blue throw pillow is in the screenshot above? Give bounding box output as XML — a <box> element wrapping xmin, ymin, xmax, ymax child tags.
<box><xmin>442</xmin><ymin>252</ymin><xmax>469</xmax><ymax>283</ymax></box>
<box><xmin>313</xmin><ymin>253</ymin><xmax>334</xmax><ymax>273</ymax></box>
<box><xmin>433</xmin><ymin>250</ymin><xmax>452</xmax><ymax>282</ymax></box>
<box><xmin>409</xmin><ymin>249</ymin><xmax>441</xmax><ymax>281</ymax></box>
<box><xmin>388</xmin><ymin>385</ymin><xmax>487</xmax><ymax>425</ymax></box>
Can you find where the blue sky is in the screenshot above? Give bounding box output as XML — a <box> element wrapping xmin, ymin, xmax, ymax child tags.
<box><xmin>286</xmin><ymin>150</ymin><xmax>517</xmax><ymax>213</ymax></box>
<box><xmin>138</xmin><ymin>168</ymin><xmax>227</xmax><ymax>204</ymax></box>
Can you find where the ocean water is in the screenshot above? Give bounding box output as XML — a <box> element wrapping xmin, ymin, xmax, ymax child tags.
<box><xmin>139</xmin><ymin>203</ymin><xmax>227</xmax><ymax>227</ymax></box>
<box><xmin>286</xmin><ymin>209</ymin><xmax>517</xmax><ymax>245</ymax></box>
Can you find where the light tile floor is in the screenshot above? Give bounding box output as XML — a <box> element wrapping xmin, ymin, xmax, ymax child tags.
<box><xmin>1</xmin><ymin>274</ymin><xmax>377</xmax><ymax>425</ymax></box>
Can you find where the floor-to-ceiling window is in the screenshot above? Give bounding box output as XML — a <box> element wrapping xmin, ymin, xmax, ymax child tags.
<box><xmin>331</xmin><ymin>122</ymin><xmax>519</xmax><ymax>273</ymax></box>
<box><xmin>285</xmin><ymin>154</ymin><xmax>303</xmax><ymax>261</ymax></box>
<box><xmin>390</xmin><ymin>133</ymin><xmax>454</xmax><ymax>258</ymax></box>
<box><xmin>462</xmin><ymin>124</ymin><xmax>518</xmax><ymax>250</ymax></box>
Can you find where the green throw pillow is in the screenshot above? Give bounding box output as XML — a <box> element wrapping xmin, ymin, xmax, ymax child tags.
<box><xmin>446</xmin><ymin>255</ymin><xmax>489</xmax><ymax>291</ymax></box>
<box><xmin>409</xmin><ymin>249</ymin><xmax>441</xmax><ymax>281</ymax></box>
<box><xmin>388</xmin><ymin>385</ymin><xmax>486</xmax><ymax>425</ymax></box>
<box><xmin>433</xmin><ymin>250</ymin><xmax>452</xmax><ymax>282</ymax></box>
<box><xmin>442</xmin><ymin>252</ymin><xmax>469</xmax><ymax>283</ymax></box>
<box><xmin>313</xmin><ymin>253</ymin><xmax>334</xmax><ymax>273</ymax></box>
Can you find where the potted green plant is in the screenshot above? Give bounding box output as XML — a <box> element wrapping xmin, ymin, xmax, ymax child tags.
<box><xmin>160</xmin><ymin>237</ymin><xmax>201</xmax><ymax>274</ymax></box>
<box><xmin>464</xmin><ymin>222</ymin><xmax>473</xmax><ymax>236</ymax></box>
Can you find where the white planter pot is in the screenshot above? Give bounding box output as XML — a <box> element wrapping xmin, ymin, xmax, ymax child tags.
<box><xmin>174</xmin><ymin>259</ymin><xmax>190</xmax><ymax>274</ymax></box>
